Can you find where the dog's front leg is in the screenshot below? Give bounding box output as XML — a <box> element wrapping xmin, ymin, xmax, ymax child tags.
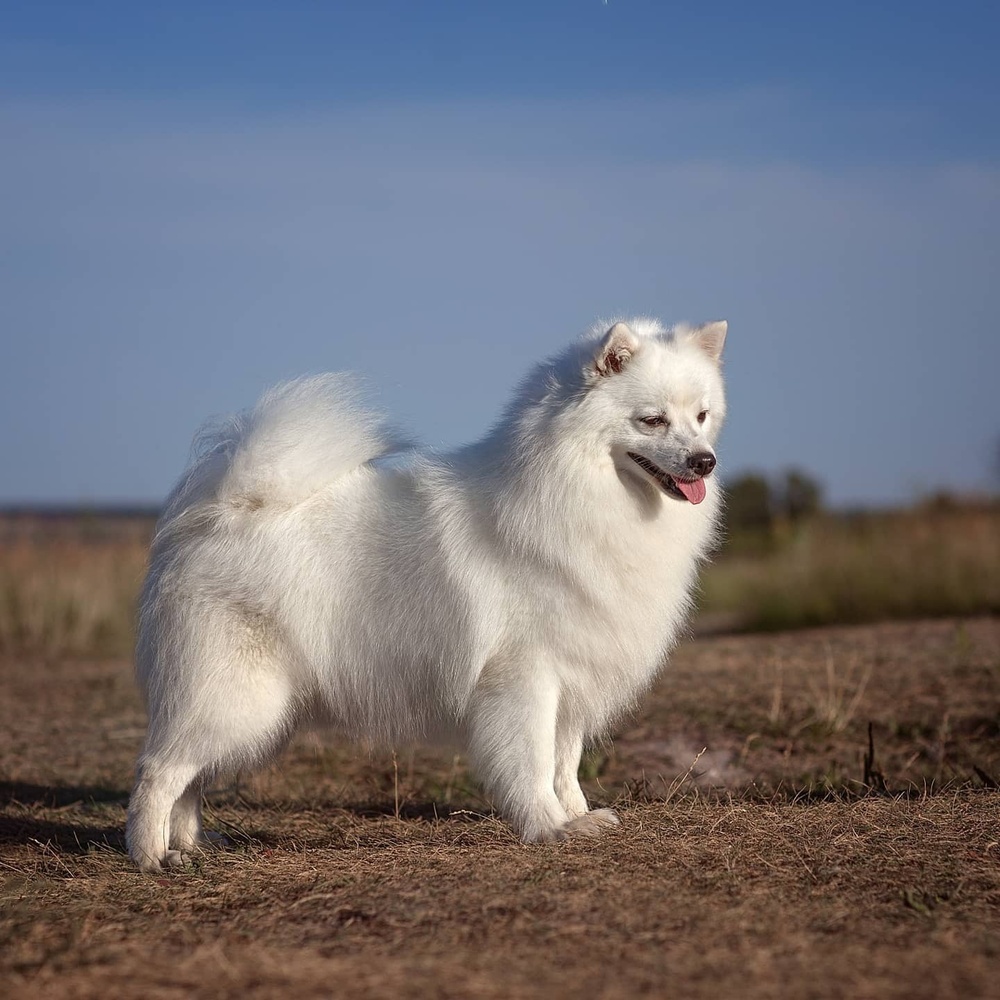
<box><xmin>553</xmin><ymin>724</ymin><xmax>588</xmax><ymax>819</ymax></box>
<box><xmin>465</xmin><ymin>663</ymin><xmax>570</xmax><ymax>842</ymax></box>
<box><xmin>553</xmin><ymin>718</ymin><xmax>621</xmax><ymax>836</ymax></box>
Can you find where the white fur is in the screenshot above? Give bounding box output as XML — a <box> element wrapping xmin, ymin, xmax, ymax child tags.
<box><xmin>126</xmin><ymin>317</ymin><xmax>728</xmax><ymax>870</ymax></box>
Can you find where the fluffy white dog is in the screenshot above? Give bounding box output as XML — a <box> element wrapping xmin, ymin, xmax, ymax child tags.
<box><xmin>127</xmin><ymin>318</ymin><xmax>727</xmax><ymax>871</ymax></box>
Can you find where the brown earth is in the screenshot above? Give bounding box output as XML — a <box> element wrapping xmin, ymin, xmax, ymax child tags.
<box><xmin>2</xmin><ymin>618</ymin><xmax>999</xmax><ymax>999</ymax></box>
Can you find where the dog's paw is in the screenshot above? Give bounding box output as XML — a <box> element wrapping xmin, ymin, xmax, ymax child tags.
<box><xmin>521</xmin><ymin>824</ymin><xmax>566</xmax><ymax>844</ymax></box>
<box><xmin>521</xmin><ymin>807</ymin><xmax>621</xmax><ymax>843</ymax></box>
<box><xmin>135</xmin><ymin>848</ymin><xmax>191</xmax><ymax>873</ymax></box>
<box><xmin>560</xmin><ymin>808</ymin><xmax>620</xmax><ymax>838</ymax></box>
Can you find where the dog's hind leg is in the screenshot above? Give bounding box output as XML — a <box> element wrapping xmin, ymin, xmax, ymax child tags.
<box><xmin>127</xmin><ymin>661</ymin><xmax>294</xmax><ymax>872</ymax></box>
<box><xmin>127</xmin><ymin>759</ymin><xmax>204</xmax><ymax>872</ymax></box>
<box><xmin>169</xmin><ymin>782</ymin><xmax>229</xmax><ymax>853</ymax></box>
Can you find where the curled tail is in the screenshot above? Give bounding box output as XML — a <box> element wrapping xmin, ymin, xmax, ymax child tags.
<box><xmin>160</xmin><ymin>374</ymin><xmax>406</xmax><ymax>525</ymax></box>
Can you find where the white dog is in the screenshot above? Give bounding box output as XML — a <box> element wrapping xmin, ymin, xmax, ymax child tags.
<box><xmin>126</xmin><ymin>318</ymin><xmax>727</xmax><ymax>871</ymax></box>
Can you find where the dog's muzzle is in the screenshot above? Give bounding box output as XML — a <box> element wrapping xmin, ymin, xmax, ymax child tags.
<box><xmin>627</xmin><ymin>452</ymin><xmax>711</xmax><ymax>504</ymax></box>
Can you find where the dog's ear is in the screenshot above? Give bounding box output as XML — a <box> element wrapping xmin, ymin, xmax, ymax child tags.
<box><xmin>591</xmin><ymin>322</ymin><xmax>640</xmax><ymax>380</ymax></box>
<box><xmin>688</xmin><ymin>321</ymin><xmax>727</xmax><ymax>363</ymax></box>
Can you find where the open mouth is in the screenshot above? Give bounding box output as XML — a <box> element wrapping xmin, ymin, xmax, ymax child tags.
<box><xmin>627</xmin><ymin>452</ymin><xmax>706</xmax><ymax>504</ymax></box>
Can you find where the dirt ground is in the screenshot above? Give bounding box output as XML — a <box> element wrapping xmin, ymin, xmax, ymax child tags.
<box><xmin>2</xmin><ymin>617</ymin><xmax>999</xmax><ymax>999</ymax></box>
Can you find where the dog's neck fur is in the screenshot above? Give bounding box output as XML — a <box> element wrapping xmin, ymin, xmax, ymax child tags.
<box><xmin>448</xmin><ymin>369</ymin><xmax>721</xmax><ymax>580</ymax></box>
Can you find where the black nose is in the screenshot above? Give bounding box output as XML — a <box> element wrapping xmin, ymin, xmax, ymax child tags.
<box><xmin>687</xmin><ymin>452</ymin><xmax>716</xmax><ymax>477</ymax></box>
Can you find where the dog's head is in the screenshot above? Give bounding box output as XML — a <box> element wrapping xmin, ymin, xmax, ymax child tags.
<box><xmin>581</xmin><ymin>319</ymin><xmax>728</xmax><ymax>505</ymax></box>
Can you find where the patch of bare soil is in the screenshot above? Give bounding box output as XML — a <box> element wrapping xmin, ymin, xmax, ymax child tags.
<box><xmin>2</xmin><ymin>618</ymin><xmax>998</xmax><ymax>999</ymax></box>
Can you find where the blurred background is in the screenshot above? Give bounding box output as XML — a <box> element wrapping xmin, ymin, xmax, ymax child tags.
<box><xmin>1</xmin><ymin>1</ymin><xmax>997</xmax><ymax>653</ymax></box>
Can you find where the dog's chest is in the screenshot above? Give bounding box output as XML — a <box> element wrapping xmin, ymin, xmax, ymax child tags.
<box><xmin>518</xmin><ymin>525</ymin><xmax>699</xmax><ymax>680</ymax></box>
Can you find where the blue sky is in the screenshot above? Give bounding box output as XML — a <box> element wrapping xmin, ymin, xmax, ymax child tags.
<box><xmin>2</xmin><ymin>1</ymin><xmax>998</xmax><ymax>506</ymax></box>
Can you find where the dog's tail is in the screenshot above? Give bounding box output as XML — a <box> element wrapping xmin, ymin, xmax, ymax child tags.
<box><xmin>159</xmin><ymin>374</ymin><xmax>406</xmax><ymax>525</ymax></box>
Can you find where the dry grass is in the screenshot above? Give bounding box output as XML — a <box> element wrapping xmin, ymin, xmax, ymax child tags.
<box><xmin>0</xmin><ymin>534</ymin><xmax>148</xmax><ymax>658</ymax></box>
<box><xmin>700</xmin><ymin>503</ymin><xmax>1000</xmax><ymax>630</ymax></box>
<box><xmin>2</xmin><ymin>617</ymin><xmax>999</xmax><ymax>999</ymax></box>
<box><xmin>3</xmin><ymin>795</ymin><xmax>999</xmax><ymax>1000</ymax></box>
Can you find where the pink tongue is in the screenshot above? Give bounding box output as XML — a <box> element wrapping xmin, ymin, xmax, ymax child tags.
<box><xmin>675</xmin><ymin>477</ymin><xmax>706</xmax><ymax>504</ymax></box>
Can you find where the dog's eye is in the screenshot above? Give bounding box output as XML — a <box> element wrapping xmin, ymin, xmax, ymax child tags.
<box><xmin>639</xmin><ymin>415</ymin><xmax>665</xmax><ymax>428</ymax></box>
<box><xmin>697</xmin><ymin>410</ymin><xmax>708</xmax><ymax>424</ymax></box>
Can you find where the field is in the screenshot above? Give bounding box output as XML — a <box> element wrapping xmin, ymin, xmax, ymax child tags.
<box><xmin>2</xmin><ymin>511</ymin><xmax>1000</xmax><ymax>998</ymax></box>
